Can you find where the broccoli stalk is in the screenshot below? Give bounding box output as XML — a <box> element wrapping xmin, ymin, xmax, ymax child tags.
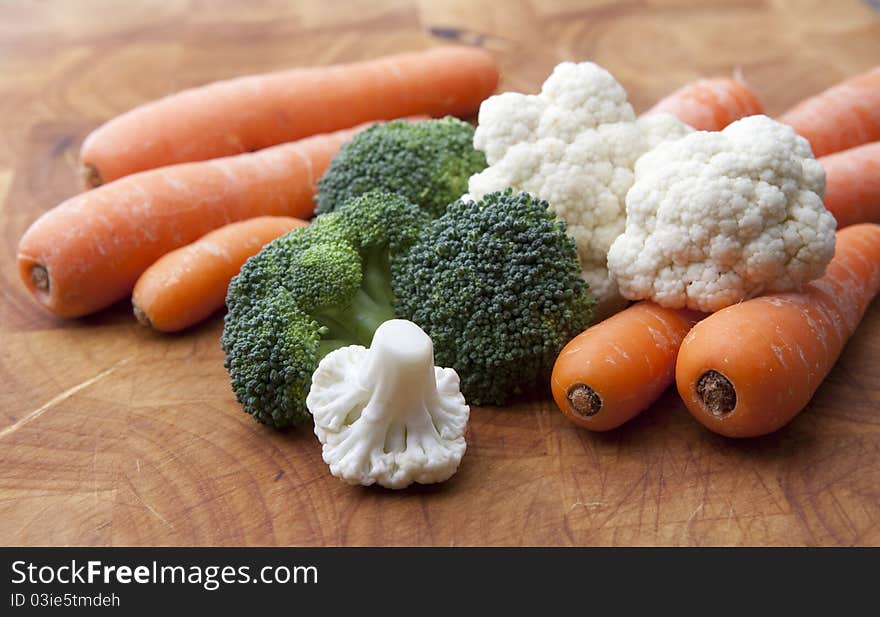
<box><xmin>313</xmin><ymin>289</ymin><xmax>395</xmax><ymax>350</ymax></box>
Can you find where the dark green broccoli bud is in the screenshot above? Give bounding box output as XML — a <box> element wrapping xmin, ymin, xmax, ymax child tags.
<box><xmin>288</xmin><ymin>242</ymin><xmax>363</xmax><ymax>314</ymax></box>
<box><xmin>391</xmin><ymin>190</ymin><xmax>595</xmax><ymax>405</ymax></box>
<box><xmin>315</xmin><ymin>117</ymin><xmax>487</xmax><ymax>217</ymax></box>
<box><xmin>220</xmin><ymin>289</ymin><xmax>331</xmax><ymax>428</ymax></box>
<box><xmin>224</xmin><ymin>227</ymin><xmax>311</xmax><ymax>319</ymax></box>
<box><xmin>222</xmin><ymin>190</ymin><xmax>428</xmax><ymax>428</ymax></box>
<box><xmin>334</xmin><ymin>190</ymin><xmax>431</xmax><ymax>253</ymax></box>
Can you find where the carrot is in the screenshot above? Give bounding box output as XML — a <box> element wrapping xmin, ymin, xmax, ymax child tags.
<box><xmin>675</xmin><ymin>223</ymin><xmax>880</xmax><ymax>438</ymax></box>
<box><xmin>551</xmin><ymin>303</ymin><xmax>704</xmax><ymax>431</ymax></box>
<box><xmin>18</xmin><ymin>123</ymin><xmax>370</xmax><ymax>319</ymax></box>
<box><xmin>821</xmin><ymin>142</ymin><xmax>880</xmax><ymax>228</ymax></box>
<box><xmin>778</xmin><ymin>67</ymin><xmax>880</xmax><ymax>157</ymax></box>
<box><xmin>643</xmin><ymin>76</ymin><xmax>764</xmax><ymax>131</ymax></box>
<box><xmin>132</xmin><ymin>216</ymin><xmax>307</xmax><ymax>332</ymax></box>
<box><xmin>80</xmin><ymin>46</ymin><xmax>499</xmax><ymax>186</ymax></box>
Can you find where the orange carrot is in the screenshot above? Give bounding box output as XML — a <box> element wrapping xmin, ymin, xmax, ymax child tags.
<box><xmin>821</xmin><ymin>142</ymin><xmax>880</xmax><ymax>228</ymax></box>
<box><xmin>80</xmin><ymin>46</ymin><xmax>499</xmax><ymax>186</ymax></box>
<box><xmin>551</xmin><ymin>303</ymin><xmax>704</xmax><ymax>431</ymax></box>
<box><xmin>18</xmin><ymin>123</ymin><xmax>369</xmax><ymax>319</ymax></box>
<box><xmin>778</xmin><ymin>67</ymin><xmax>880</xmax><ymax>157</ymax></box>
<box><xmin>643</xmin><ymin>76</ymin><xmax>764</xmax><ymax>131</ymax></box>
<box><xmin>132</xmin><ymin>216</ymin><xmax>307</xmax><ymax>332</ymax></box>
<box><xmin>675</xmin><ymin>223</ymin><xmax>880</xmax><ymax>438</ymax></box>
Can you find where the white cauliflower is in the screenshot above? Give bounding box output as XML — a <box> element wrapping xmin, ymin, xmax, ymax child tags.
<box><xmin>467</xmin><ymin>61</ymin><xmax>692</xmax><ymax>315</ymax></box>
<box><xmin>607</xmin><ymin>114</ymin><xmax>837</xmax><ymax>313</ymax></box>
<box><xmin>307</xmin><ymin>319</ymin><xmax>469</xmax><ymax>490</ymax></box>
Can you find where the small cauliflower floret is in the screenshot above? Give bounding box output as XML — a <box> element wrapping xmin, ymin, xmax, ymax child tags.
<box><xmin>307</xmin><ymin>319</ymin><xmax>469</xmax><ymax>490</ymax></box>
<box><xmin>607</xmin><ymin>114</ymin><xmax>837</xmax><ymax>313</ymax></box>
<box><xmin>468</xmin><ymin>61</ymin><xmax>692</xmax><ymax>316</ymax></box>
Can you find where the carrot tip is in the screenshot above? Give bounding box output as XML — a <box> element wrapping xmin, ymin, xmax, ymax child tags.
<box><xmin>30</xmin><ymin>265</ymin><xmax>49</xmax><ymax>292</ymax></box>
<box><xmin>566</xmin><ymin>383</ymin><xmax>602</xmax><ymax>418</ymax></box>
<box><xmin>132</xmin><ymin>302</ymin><xmax>152</xmax><ymax>328</ymax></box>
<box><xmin>82</xmin><ymin>164</ymin><xmax>102</xmax><ymax>189</ymax></box>
<box><xmin>695</xmin><ymin>370</ymin><xmax>737</xmax><ymax>417</ymax></box>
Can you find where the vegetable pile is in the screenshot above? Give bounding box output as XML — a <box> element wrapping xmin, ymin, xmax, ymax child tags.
<box><xmin>15</xmin><ymin>44</ymin><xmax>880</xmax><ymax>489</ymax></box>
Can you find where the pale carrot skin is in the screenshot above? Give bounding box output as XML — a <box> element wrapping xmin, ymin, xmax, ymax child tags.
<box><xmin>821</xmin><ymin>142</ymin><xmax>880</xmax><ymax>228</ymax></box>
<box><xmin>778</xmin><ymin>67</ymin><xmax>880</xmax><ymax>157</ymax></box>
<box><xmin>80</xmin><ymin>46</ymin><xmax>499</xmax><ymax>186</ymax></box>
<box><xmin>643</xmin><ymin>77</ymin><xmax>764</xmax><ymax>131</ymax></box>
<box><xmin>18</xmin><ymin>123</ymin><xmax>367</xmax><ymax>319</ymax></box>
<box><xmin>132</xmin><ymin>216</ymin><xmax>307</xmax><ymax>333</ymax></box>
<box><xmin>551</xmin><ymin>303</ymin><xmax>704</xmax><ymax>431</ymax></box>
<box><xmin>676</xmin><ymin>224</ymin><xmax>880</xmax><ymax>438</ymax></box>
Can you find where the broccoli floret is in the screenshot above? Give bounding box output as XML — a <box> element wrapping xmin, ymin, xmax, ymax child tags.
<box><xmin>222</xmin><ymin>191</ymin><xmax>428</xmax><ymax>428</ymax></box>
<box><xmin>225</xmin><ymin>212</ymin><xmax>354</xmax><ymax>318</ymax></box>
<box><xmin>391</xmin><ymin>190</ymin><xmax>595</xmax><ymax>405</ymax></box>
<box><xmin>221</xmin><ymin>291</ymin><xmax>327</xmax><ymax>428</ymax></box>
<box><xmin>315</xmin><ymin>117</ymin><xmax>487</xmax><ymax>217</ymax></box>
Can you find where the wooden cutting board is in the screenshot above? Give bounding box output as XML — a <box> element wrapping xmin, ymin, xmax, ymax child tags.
<box><xmin>2</xmin><ymin>0</ymin><xmax>879</xmax><ymax>547</ymax></box>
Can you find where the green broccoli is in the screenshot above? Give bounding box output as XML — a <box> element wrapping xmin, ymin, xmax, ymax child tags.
<box><xmin>223</xmin><ymin>211</ymin><xmax>351</xmax><ymax>318</ymax></box>
<box><xmin>221</xmin><ymin>191</ymin><xmax>428</xmax><ymax>428</ymax></box>
<box><xmin>315</xmin><ymin>117</ymin><xmax>487</xmax><ymax>217</ymax></box>
<box><xmin>222</xmin><ymin>189</ymin><xmax>594</xmax><ymax>427</ymax></box>
<box><xmin>392</xmin><ymin>191</ymin><xmax>595</xmax><ymax>405</ymax></box>
<box><xmin>221</xmin><ymin>292</ymin><xmax>326</xmax><ymax>428</ymax></box>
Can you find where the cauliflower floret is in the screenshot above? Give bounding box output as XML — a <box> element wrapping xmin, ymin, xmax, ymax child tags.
<box><xmin>307</xmin><ymin>319</ymin><xmax>469</xmax><ymax>489</ymax></box>
<box><xmin>607</xmin><ymin>114</ymin><xmax>837</xmax><ymax>313</ymax></box>
<box><xmin>468</xmin><ymin>61</ymin><xmax>692</xmax><ymax>316</ymax></box>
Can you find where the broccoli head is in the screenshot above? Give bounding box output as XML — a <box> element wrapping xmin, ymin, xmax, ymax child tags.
<box><xmin>315</xmin><ymin>117</ymin><xmax>487</xmax><ymax>217</ymax></box>
<box><xmin>222</xmin><ymin>190</ymin><xmax>428</xmax><ymax>428</ymax></box>
<box><xmin>221</xmin><ymin>291</ymin><xmax>326</xmax><ymax>428</ymax></box>
<box><xmin>391</xmin><ymin>190</ymin><xmax>595</xmax><ymax>405</ymax></box>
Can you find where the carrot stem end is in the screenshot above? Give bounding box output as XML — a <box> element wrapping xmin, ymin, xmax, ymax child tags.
<box><xmin>566</xmin><ymin>383</ymin><xmax>602</xmax><ymax>418</ymax></box>
<box><xmin>695</xmin><ymin>370</ymin><xmax>737</xmax><ymax>418</ymax></box>
<box><xmin>82</xmin><ymin>164</ymin><xmax>103</xmax><ymax>188</ymax></box>
<box><xmin>133</xmin><ymin>303</ymin><xmax>152</xmax><ymax>328</ymax></box>
<box><xmin>30</xmin><ymin>265</ymin><xmax>49</xmax><ymax>292</ymax></box>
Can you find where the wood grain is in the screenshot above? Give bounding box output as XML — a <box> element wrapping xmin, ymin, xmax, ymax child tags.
<box><xmin>2</xmin><ymin>0</ymin><xmax>879</xmax><ymax>547</ymax></box>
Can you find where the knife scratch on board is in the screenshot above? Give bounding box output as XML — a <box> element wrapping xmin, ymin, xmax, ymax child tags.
<box><xmin>124</xmin><ymin>475</ymin><xmax>176</xmax><ymax>532</ymax></box>
<box><xmin>0</xmin><ymin>356</ymin><xmax>133</xmax><ymax>440</ymax></box>
<box><xmin>92</xmin><ymin>444</ymin><xmax>98</xmax><ymax>505</ymax></box>
<box><xmin>570</xmin><ymin>501</ymin><xmax>604</xmax><ymax>510</ymax></box>
<box><xmin>687</xmin><ymin>503</ymin><xmax>704</xmax><ymax>526</ymax></box>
